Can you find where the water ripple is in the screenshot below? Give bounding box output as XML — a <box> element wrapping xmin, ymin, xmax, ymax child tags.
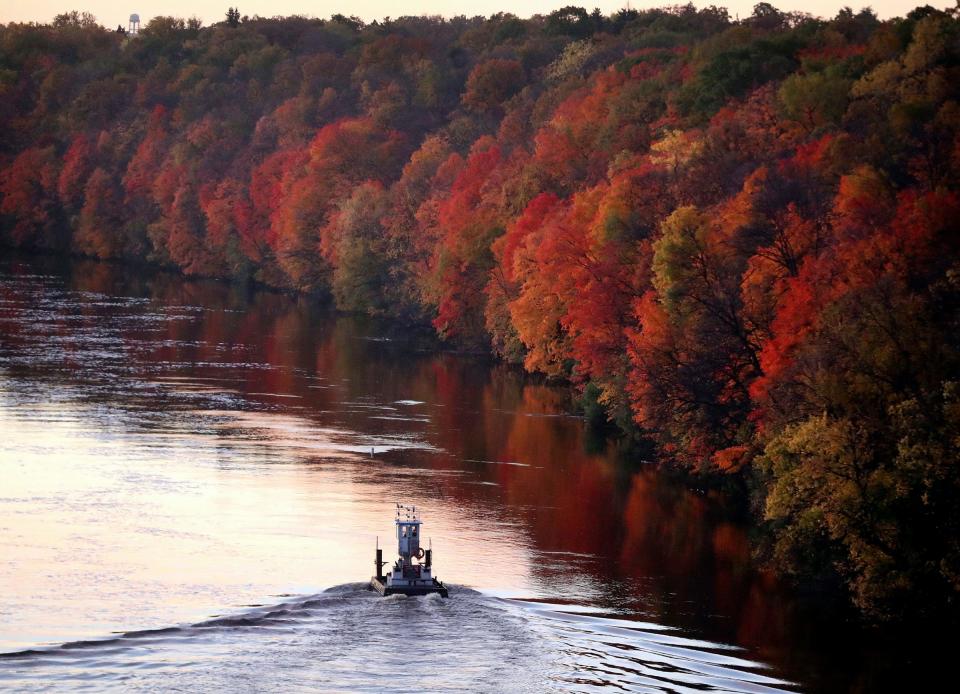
<box><xmin>0</xmin><ymin>586</ymin><xmax>796</xmax><ymax>693</ymax></box>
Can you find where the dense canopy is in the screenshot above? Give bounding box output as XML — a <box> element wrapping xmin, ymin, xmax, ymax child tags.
<box><xmin>2</xmin><ymin>3</ymin><xmax>959</xmax><ymax>621</ymax></box>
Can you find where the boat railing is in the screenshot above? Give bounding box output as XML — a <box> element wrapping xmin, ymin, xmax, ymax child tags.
<box><xmin>395</xmin><ymin>503</ymin><xmax>419</xmax><ymax>521</ymax></box>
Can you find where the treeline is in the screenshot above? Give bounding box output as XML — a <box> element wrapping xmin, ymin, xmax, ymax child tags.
<box><xmin>2</xmin><ymin>3</ymin><xmax>959</xmax><ymax>621</ymax></box>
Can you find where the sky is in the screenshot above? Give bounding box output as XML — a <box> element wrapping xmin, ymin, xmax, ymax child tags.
<box><xmin>0</xmin><ymin>0</ymin><xmax>954</xmax><ymax>28</ymax></box>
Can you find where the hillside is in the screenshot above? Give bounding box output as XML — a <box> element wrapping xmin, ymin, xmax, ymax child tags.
<box><xmin>2</xmin><ymin>3</ymin><xmax>959</xmax><ymax>620</ymax></box>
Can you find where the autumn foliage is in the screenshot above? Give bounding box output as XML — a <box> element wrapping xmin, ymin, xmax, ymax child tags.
<box><xmin>2</xmin><ymin>3</ymin><xmax>960</xmax><ymax>621</ymax></box>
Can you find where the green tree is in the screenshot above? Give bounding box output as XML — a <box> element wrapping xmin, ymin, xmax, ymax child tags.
<box><xmin>778</xmin><ymin>69</ymin><xmax>852</xmax><ymax>131</ymax></box>
<box><xmin>53</xmin><ymin>11</ymin><xmax>98</xmax><ymax>28</ymax></box>
<box><xmin>330</xmin><ymin>182</ymin><xmax>392</xmax><ymax>314</ymax></box>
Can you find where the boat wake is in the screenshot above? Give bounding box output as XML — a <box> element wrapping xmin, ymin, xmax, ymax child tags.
<box><xmin>0</xmin><ymin>584</ymin><xmax>797</xmax><ymax>692</ymax></box>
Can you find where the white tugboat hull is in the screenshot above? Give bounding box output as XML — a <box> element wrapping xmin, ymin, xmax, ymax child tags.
<box><xmin>370</xmin><ymin>576</ymin><xmax>449</xmax><ymax>597</ymax></box>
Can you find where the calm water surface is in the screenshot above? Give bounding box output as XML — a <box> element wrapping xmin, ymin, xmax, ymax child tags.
<box><xmin>0</xmin><ymin>255</ymin><xmax>912</xmax><ymax>691</ymax></box>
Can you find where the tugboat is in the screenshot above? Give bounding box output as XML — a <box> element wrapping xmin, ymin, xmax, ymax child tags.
<box><xmin>370</xmin><ymin>504</ymin><xmax>449</xmax><ymax>597</ymax></box>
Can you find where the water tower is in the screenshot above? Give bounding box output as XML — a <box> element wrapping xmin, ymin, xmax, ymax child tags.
<box><xmin>128</xmin><ymin>13</ymin><xmax>140</xmax><ymax>35</ymax></box>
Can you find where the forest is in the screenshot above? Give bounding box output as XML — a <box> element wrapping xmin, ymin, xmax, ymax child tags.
<box><xmin>1</xmin><ymin>3</ymin><xmax>958</xmax><ymax>622</ymax></box>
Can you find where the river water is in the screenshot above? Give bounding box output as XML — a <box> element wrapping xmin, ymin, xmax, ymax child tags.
<box><xmin>0</xmin><ymin>254</ymin><xmax>924</xmax><ymax>691</ymax></box>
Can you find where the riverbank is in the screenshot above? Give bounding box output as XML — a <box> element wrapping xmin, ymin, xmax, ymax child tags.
<box><xmin>5</xmin><ymin>251</ymin><xmax>956</xmax><ymax>690</ymax></box>
<box><xmin>3</xmin><ymin>4</ymin><xmax>959</xmax><ymax>626</ymax></box>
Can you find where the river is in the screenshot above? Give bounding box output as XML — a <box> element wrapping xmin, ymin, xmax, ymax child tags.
<box><xmin>0</xmin><ymin>253</ymin><xmax>925</xmax><ymax>691</ymax></box>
